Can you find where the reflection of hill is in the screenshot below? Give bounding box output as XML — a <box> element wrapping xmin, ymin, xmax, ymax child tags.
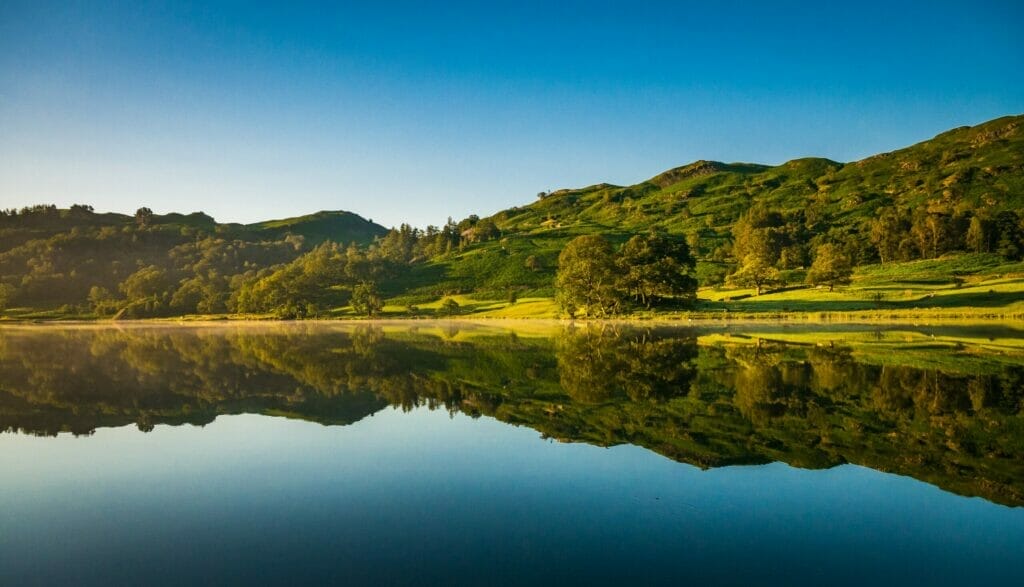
<box><xmin>0</xmin><ymin>325</ymin><xmax>1021</xmax><ymax>506</ymax></box>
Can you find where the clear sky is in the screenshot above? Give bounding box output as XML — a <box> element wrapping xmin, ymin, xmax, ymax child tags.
<box><xmin>1</xmin><ymin>1</ymin><xmax>1022</xmax><ymax>228</ymax></box>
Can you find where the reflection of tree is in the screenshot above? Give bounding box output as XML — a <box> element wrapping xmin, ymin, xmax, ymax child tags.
<box><xmin>869</xmin><ymin>366</ymin><xmax>981</xmax><ymax>419</ymax></box>
<box><xmin>556</xmin><ymin>326</ymin><xmax>624</xmax><ymax>403</ymax></box>
<box><xmin>806</xmin><ymin>345</ymin><xmax>857</xmax><ymax>391</ymax></box>
<box><xmin>555</xmin><ymin>326</ymin><xmax>698</xmax><ymax>403</ymax></box>
<box><xmin>724</xmin><ymin>342</ymin><xmax>808</xmax><ymax>424</ymax></box>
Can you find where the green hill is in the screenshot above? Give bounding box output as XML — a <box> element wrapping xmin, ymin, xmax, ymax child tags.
<box><xmin>388</xmin><ymin>114</ymin><xmax>1024</xmax><ymax>309</ymax></box>
<box><xmin>0</xmin><ymin>114</ymin><xmax>1022</xmax><ymax>320</ymax></box>
<box><xmin>495</xmin><ymin>115</ymin><xmax>1023</xmax><ymax>235</ymax></box>
<box><xmin>245</xmin><ymin>210</ymin><xmax>388</xmax><ymax>244</ymax></box>
<box><xmin>0</xmin><ymin>206</ymin><xmax>386</xmax><ymax>315</ymax></box>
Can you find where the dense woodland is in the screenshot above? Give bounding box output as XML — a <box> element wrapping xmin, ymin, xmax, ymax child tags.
<box><xmin>0</xmin><ymin>114</ymin><xmax>1022</xmax><ymax>318</ymax></box>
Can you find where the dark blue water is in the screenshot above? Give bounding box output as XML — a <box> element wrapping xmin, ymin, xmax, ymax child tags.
<box><xmin>2</xmin><ymin>408</ymin><xmax>1022</xmax><ymax>586</ymax></box>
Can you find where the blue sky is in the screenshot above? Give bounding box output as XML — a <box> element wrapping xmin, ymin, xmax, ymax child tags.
<box><xmin>1</xmin><ymin>1</ymin><xmax>1022</xmax><ymax>227</ymax></box>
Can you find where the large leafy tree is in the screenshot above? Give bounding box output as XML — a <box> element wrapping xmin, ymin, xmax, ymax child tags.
<box><xmin>351</xmin><ymin>281</ymin><xmax>383</xmax><ymax>317</ymax></box>
<box><xmin>120</xmin><ymin>265</ymin><xmax>170</xmax><ymax>303</ymax></box>
<box><xmin>732</xmin><ymin>204</ymin><xmax>785</xmax><ymax>262</ymax></box>
<box><xmin>134</xmin><ymin>207</ymin><xmax>154</xmax><ymax>227</ymax></box>
<box><xmin>618</xmin><ymin>233</ymin><xmax>698</xmax><ymax>308</ymax></box>
<box><xmin>806</xmin><ymin>243</ymin><xmax>853</xmax><ymax>291</ymax></box>
<box><xmin>727</xmin><ymin>252</ymin><xmax>781</xmax><ymax>296</ymax></box>
<box><xmin>0</xmin><ymin>283</ymin><xmax>15</xmax><ymax>311</ymax></box>
<box><xmin>728</xmin><ymin>204</ymin><xmax>787</xmax><ymax>292</ymax></box>
<box><xmin>911</xmin><ymin>212</ymin><xmax>953</xmax><ymax>260</ymax></box>
<box><xmin>555</xmin><ymin>235</ymin><xmax>622</xmax><ymax>318</ymax></box>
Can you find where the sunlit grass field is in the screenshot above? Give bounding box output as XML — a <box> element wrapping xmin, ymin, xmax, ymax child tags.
<box><xmin>347</xmin><ymin>253</ymin><xmax>1024</xmax><ymax>321</ymax></box>
<box><xmin>2</xmin><ymin>253</ymin><xmax>1022</xmax><ymax>323</ymax></box>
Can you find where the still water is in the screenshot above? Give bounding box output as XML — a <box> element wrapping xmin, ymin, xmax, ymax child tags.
<box><xmin>1</xmin><ymin>323</ymin><xmax>1022</xmax><ymax>585</ymax></box>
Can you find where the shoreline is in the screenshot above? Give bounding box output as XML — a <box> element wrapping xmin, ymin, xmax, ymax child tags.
<box><xmin>2</xmin><ymin>312</ymin><xmax>1023</xmax><ymax>328</ymax></box>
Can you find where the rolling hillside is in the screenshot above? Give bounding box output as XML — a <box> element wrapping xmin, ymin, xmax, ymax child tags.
<box><xmin>396</xmin><ymin>114</ymin><xmax>1024</xmax><ymax>302</ymax></box>
<box><xmin>0</xmin><ymin>114</ymin><xmax>1022</xmax><ymax>319</ymax></box>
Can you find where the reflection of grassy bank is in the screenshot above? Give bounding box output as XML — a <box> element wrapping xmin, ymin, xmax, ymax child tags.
<box><xmin>699</xmin><ymin>329</ymin><xmax>1024</xmax><ymax>373</ymax></box>
<box><xmin>1</xmin><ymin>323</ymin><xmax>1022</xmax><ymax>505</ymax></box>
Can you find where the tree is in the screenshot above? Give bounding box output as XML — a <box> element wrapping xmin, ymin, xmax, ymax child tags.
<box><xmin>806</xmin><ymin>243</ymin><xmax>853</xmax><ymax>291</ymax></box>
<box><xmin>351</xmin><ymin>281</ymin><xmax>383</xmax><ymax>317</ymax></box>
<box><xmin>727</xmin><ymin>252</ymin><xmax>781</xmax><ymax>296</ymax></box>
<box><xmin>732</xmin><ymin>203</ymin><xmax>786</xmax><ymax>257</ymax></box>
<box><xmin>87</xmin><ymin>286</ymin><xmax>113</xmax><ymax>311</ymax></box>
<box><xmin>617</xmin><ymin>233</ymin><xmax>698</xmax><ymax>308</ymax></box>
<box><xmin>69</xmin><ymin>204</ymin><xmax>94</xmax><ymax>218</ymax></box>
<box><xmin>555</xmin><ymin>235</ymin><xmax>622</xmax><ymax>317</ymax></box>
<box><xmin>996</xmin><ymin>211</ymin><xmax>1023</xmax><ymax>261</ymax></box>
<box><xmin>0</xmin><ymin>283</ymin><xmax>15</xmax><ymax>311</ymax></box>
<box><xmin>120</xmin><ymin>266</ymin><xmax>170</xmax><ymax>303</ymax></box>
<box><xmin>966</xmin><ymin>216</ymin><xmax>994</xmax><ymax>254</ymax></box>
<box><xmin>911</xmin><ymin>212</ymin><xmax>952</xmax><ymax>259</ymax></box>
<box><xmin>728</xmin><ymin>205</ymin><xmax>787</xmax><ymax>292</ymax></box>
<box><xmin>135</xmin><ymin>207</ymin><xmax>154</xmax><ymax>227</ymax></box>
<box><xmin>170</xmin><ymin>277</ymin><xmax>205</xmax><ymax>314</ymax></box>
<box><xmin>196</xmin><ymin>277</ymin><xmax>228</xmax><ymax>314</ymax></box>
<box><xmin>440</xmin><ymin>297</ymin><xmax>460</xmax><ymax>316</ymax></box>
<box><xmin>870</xmin><ymin>207</ymin><xmax>910</xmax><ymax>263</ymax></box>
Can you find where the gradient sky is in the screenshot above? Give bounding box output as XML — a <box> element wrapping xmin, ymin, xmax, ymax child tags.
<box><xmin>1</xmin><ymin>1</ymin><xmax>1022</xmax><ymax>228</ymax></box>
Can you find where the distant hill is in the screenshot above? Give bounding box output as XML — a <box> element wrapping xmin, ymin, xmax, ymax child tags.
<box><xmin>0</xmin><ymin>207</ymin><xmax>386</xmax><ymax>247</ymax></box>
<box><xmin>245</xmin><ymin>210</ymin><xmax>388</xmax><ymax>244</ymax></box>
<box><xmin>0</xmin><ymin>206</ymin><xmax>386</xmax><ymax>310</ymax></box>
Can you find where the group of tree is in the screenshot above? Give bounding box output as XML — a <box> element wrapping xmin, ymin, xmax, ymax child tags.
<box><xmin>721</xmin><ymin>202</ymin><xmax>1024</xmax><ymax>295</ymax></box>
<box><xmin>0</xmin><ymin>201</ymin><xmax>517</xmax><ymax>319</ymax></box>
<box><xmin>233</xmin><ymin>242</ymin><xmax>403</xmax><ymax>318</ymax></box>
<box><xmin>370</xmin><ymin>216</ymin><xmax>501</xmax><ymax>263</ymax></box>
<box><xmin>555</xmin><ymin>232</ymin><xmax>698</xmax><ymax>317</ymax></box>
<box><xmin>0</xmin><ymin>204</ymin><xmax>395</xmax><ymax>318</ymax></box>
<box><xmin>870</xmin><ymin>208</ymin><xmax>1024</xmax><ymax>263</ymax></box>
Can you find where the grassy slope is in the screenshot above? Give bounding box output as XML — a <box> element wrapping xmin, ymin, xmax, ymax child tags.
<box><xmin>372</xmin><ymin>115</ymin><xmax>1024</xmax><ymax>318</ymax></box>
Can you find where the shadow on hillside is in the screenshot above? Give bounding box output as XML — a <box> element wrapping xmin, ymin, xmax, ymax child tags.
<box><xmin>701</xmin><ymin>289</ymin><xmax>1022</xmax><ymax>313</ymax></box>
<box><xmin>912</xmin><ymin>289</ymin><xmax>1024</xmax><ymax>309</ymax></box>
<box><xmin>389</xmin><ymin>263</ymin><xmax>449</xmax><ymax>294</ymax></box>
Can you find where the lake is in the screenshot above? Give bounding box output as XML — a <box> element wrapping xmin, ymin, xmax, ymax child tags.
<box><xmin>1</xmin><ymin>322</ymin><xmax>1022</xmax><ymax>585</ymax></box>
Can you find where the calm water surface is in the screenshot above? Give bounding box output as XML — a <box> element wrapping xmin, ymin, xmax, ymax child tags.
<box><xmin>1</xmin><ymin>323</ymin><xmax>1022</xmax><ymax>585</ymax></box>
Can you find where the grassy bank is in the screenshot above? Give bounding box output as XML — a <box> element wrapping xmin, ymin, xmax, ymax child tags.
<box><xmin>4</xmin><ymin>254</ymin><xmax>1023</xmax><ymax>324</ymax></box>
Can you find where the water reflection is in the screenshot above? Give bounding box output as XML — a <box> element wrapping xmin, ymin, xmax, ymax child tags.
<box><xmin>0</xmin><ymin>323</ymin><xmax>1022</xmax><ymax>506</ymax></box>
